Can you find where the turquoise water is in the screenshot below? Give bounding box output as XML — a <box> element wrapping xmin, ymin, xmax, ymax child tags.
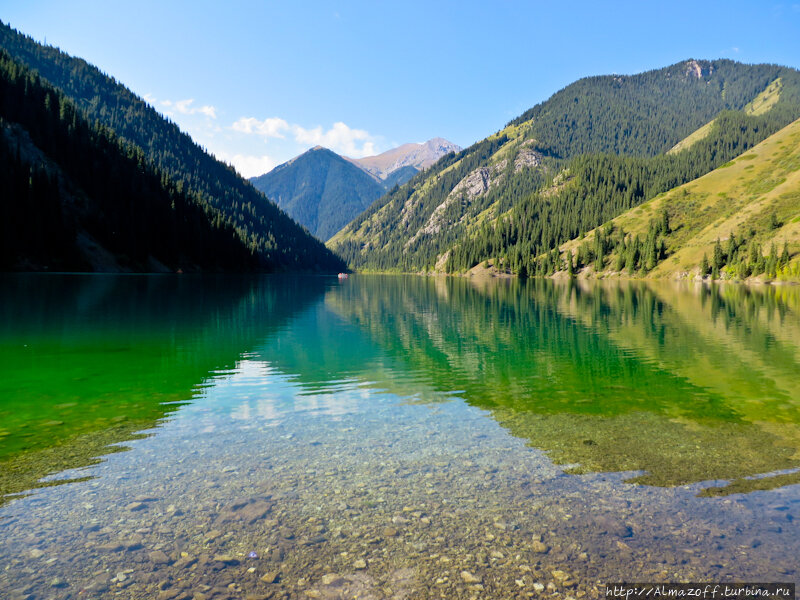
<box><xmin>1</xmin><ymin>274</ymin><xmax>799</xmax><ymax>599</ymax></box>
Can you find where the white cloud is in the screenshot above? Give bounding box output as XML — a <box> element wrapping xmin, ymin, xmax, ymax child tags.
<box><xmin>160</xmin><ymin>98</ymin><xmax>217</xmax><ymax>119</ymax></box>
<box><xmin>198</xmin><ymin>106</ymin><xmax>217</xmax><ymax>118</ymax></box>
<box><xmin>232</xmin><ymin>117</ymin><xmax>290</xmax><ymax>139</ymax></box>
<box><xmin>232</xmin><ymin>117</ymin><xmax>379</xmax><ymax>157</ymax></box>
<box><xmin>216</xmin><ymin>152</ymin><xmax>278</xmax><ymax>178</ymax></box>
<box><xmin>291</xmin><ymin>122</ymin><xmax>377</xmax><ymax>157</ymax></box>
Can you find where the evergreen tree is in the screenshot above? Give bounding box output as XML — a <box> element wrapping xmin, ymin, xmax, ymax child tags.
<box><xmin>713</xmin><ymin>239</ymin><xmax>725</xmax><ymax>270</ymax></box>
<box><xmin>726</xmin><ymin>233</ymin><xmax>738</xmax><ymax>264</ymax></box>
<box><xmin>780</xmin><ymin>240</ymin><xmax>791</xmax><ymax>266</ymax></box>
<box><xmin>700</xmin><ymin>253</ymin><xmax>710</xmax><ymax>276</ymax></box>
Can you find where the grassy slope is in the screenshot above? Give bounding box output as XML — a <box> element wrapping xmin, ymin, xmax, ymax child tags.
<box><xmin>666</xmin><ymin>77</ymin><xmax>784</xmax><ymax>155</ymax></box>
<box><xmin>746</xmin><ymin>77</ymin><xmax>784</xmax><ymax>115</ymax></box>
<box><xmin>666</xmin><ymin>119</ymin><xmax>715</xmax><ymax>154</ymax></box>
<box><xmin>561</xmin><ymin>117</ymin><xmax>800</xmax><ymax>279</ymax></box>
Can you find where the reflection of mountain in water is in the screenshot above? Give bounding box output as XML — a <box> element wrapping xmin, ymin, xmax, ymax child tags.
<box><xmin>324</xmin><ymin>276</ymin><xmax>800</xmax><ymax>495</ymax></box>
<box><xmin>252</xmin><ymin>301</ymin><xmax>453</xmax><ymax>405</ymax></box>
<box><xmin>0</xmin><ymin>274</ymin><xmax>330</xmax><ymax>503</ymax></box>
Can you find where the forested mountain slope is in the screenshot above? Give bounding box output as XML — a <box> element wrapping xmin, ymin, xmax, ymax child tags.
<box><xmin>250</xmin><ymin>147</ymin><xmax>387</xmax><ymax>241</ymax></box>
<box><xmin>558</xmin><ymin>117</ymin><xmax>800</xmax><ymax>281</ymax></box>
<box><xmin>0</xmin><ymin>53</ymin><xmax>256</xmax><ymax>272</ymax></box>
<box><xmin>0</xmin><ymin>21</ymin><xmax>345</xmax><ymax>272</ymax></box>
<box><xmin>329</xmin><ymin>59</ymin><xmax>800</xmax><ymax>274</ymax></box>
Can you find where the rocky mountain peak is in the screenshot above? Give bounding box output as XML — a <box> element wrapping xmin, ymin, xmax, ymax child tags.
<box><xmin>349</xmin><ymin>138</ymin><xmax>461</xmax><ymax>180</ymax></box>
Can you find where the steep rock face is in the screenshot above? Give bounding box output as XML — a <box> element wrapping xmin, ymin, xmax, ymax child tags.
<box><xmin>685</xmin><ymin>59</ymin><xmax>705</xmax><ymax>79</ymax></box>
<box><xmin>402</xmin><ymin>160</ymin><xmax>510</xmax><ymax>250</ymax></box>
<box><xmin>514</xmin><ymin>141</ymin><xmax>543</xmax><ymax>172</ymax></box>
<box><xmin>451</xmin><ymin>167</ymin><xmax>493</xmax><ymax>199</ymax></box>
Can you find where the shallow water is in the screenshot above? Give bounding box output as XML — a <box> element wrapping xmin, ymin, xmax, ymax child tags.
<box><xmin>1</xmin><ymin>274</ymin><xmax>799</xmax><ymax>599</ymax></box>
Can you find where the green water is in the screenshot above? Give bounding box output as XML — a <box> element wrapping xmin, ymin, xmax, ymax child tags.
<box><xmin>1</xmin><ymin>274</ymin><xmax>799</xmax><ymax>598</ymax></box>
<box><xmin>326</xmin><ymin>277</ymin><xmax>800</xmax><ymax>493</ymax></box>
<box><xmin>0</xmin><ymin>274</ymin><xmax>330</xmax><ymax>499</ymax></box>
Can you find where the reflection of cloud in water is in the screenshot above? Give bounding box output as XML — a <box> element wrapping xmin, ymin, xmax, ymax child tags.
<box><xmin>188</xmin><ymin>359</ymin><xmax>368</xmax><ymax>428</ymax></box>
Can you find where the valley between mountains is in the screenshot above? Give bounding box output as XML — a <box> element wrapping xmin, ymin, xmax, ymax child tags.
<box><xmin>2</xmin><ymin>18</ymin><xmax>799</xmax><ymax>283</ymax></box>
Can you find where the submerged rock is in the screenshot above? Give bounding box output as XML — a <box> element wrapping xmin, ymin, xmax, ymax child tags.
<box><xmin>260</xmin><ymin>571</ymin><xmax>280</xmax><ymax>584</ymax></box>
<box><xmin>532</xmin><ymin>540</ymin><xmax>550</xmax><ymax>553</ymax></box>
<box><xmin>460</xmin><ymin>571</ymin><xmax>482</xmax><ymax>583</ymax></box>
<box><xmin>320</xmin><ymin>573</ymin><xmax>345</xmax><ymax>586</ymax></box>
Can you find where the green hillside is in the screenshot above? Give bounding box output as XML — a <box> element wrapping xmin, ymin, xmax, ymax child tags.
<box><xmin>559</xmin><ymin>117</ymin><xmax>800</xmax><ymax>282</ymax></box>
<box><xmin>0</xmin><ymin>21</ymin><xmax>345</xmax><ymax>272</ymax></box>
<box><xmin>250</xmin><ymin>147</ymin><xmax>387</xmax><ymax>241</ymax></box>
<box><xmin>0</xmin><ymin>52</ymin><xmax>257</xmax><ymax>272</ymax></box>
<box><xmin>329</xmin><ymin>60</ymin><xmax>800</xmax><ymax>274</ymax></box>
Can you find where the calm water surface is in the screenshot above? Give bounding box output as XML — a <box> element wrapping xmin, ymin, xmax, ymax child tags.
<box><xmin>1</xmin><ymin>274</ymin><xmax>799</xmax><ymax>599</ymax></box>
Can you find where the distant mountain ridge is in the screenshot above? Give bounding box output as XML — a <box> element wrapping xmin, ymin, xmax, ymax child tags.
<box><xmin>347</xmin><ymin>138</ymin><xmax>462</xmax><ymax>180</ymax></box>
<box><xmin>250</xmin><ymin>138</ymin><xmax>460</xmax><ymax>240</ymax></box>
<box><xmin>250</xmin><ymin>147</ymin><xmax>386</xmax><ymax>241</ymax></box>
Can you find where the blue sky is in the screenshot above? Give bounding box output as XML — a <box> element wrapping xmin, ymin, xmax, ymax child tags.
<box><xmin>3</xmin><ymin>1</ymin><xmax>800</xmax><ymax>176</ymax></box>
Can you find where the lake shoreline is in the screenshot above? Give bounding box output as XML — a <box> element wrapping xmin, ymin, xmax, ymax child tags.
<box><xmin>350</xmin><ymin>267</ymin><xmax>800</xmax><ymax>287</ymax></box>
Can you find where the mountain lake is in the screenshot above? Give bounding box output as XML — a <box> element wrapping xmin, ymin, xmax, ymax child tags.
<box><xmin>1</xmin><ymin>273</ymin><xmax>799</xmax><ymax>599</ymax></box>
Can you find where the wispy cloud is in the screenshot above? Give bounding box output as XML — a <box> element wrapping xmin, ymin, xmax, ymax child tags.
<box><xmin>232</xmin><ymin>117</ymin><xmax>379</xmax><ymax>157</ymax></box>
<box><xmin>160</xmin><ymin>98</ymin><xmax>217</xmax><ymax>119</ymax></box>
<box><xmin>232</xmin><ymin>117</ymin><xmax>289</xmax><ymax>138</ymax></box>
